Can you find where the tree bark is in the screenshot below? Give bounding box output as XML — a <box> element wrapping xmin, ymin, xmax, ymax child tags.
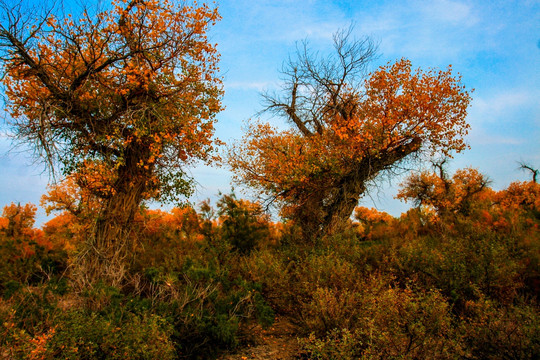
<box><xmin>92</xmin><ymin>143</ymin><xmax>152</xmax><ymax>266</ymax></box>
<box><xmin>298</xmin><ymin>138</ymin><xmax>423</xmax><ymax>241</ymax></box>
<box><xmin>94</xmin><ymin>180</ymin><xmax>144</xmax><ymax>256</ymax></box>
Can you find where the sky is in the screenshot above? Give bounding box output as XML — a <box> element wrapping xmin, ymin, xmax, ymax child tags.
<box><xmin>0</xmin><ymin>0</ymin><xmax>539</xmax><ymax>226</ymax></box>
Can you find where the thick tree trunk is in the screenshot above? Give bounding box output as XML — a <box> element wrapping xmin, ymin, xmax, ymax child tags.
<box><xmin>94</xmin><ymin>179</ymin><xmax>145</xmax><ymax>254</ymax></box>
<box><xmin>298</xmin><ymin>138</ymin><xmax>423</xmax><ymax>241</ymax></box>
<box><xmin>294</xmin><ymin>193</ymin><xmax>327</xmax><ymax>241</ymax></box>
<box><xmin>79</xmin><ymin>175</ymin><xmax>146</xmax><ymax>287</ymax></box>
<box><xmin>84</xmin><ymin>144</ymin><xmax>152</xmax><ymax>285</ymax></box>
<box><xmin>322</xmin><ymin>176</ymin><xmax>367</xmax><ymax>237</ymax></box>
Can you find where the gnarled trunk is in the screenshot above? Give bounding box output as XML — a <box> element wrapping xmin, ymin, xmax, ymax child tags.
<box><xmin>82</xmin><ymin>144</ymin><xmax>153</xmax><ymax>286</ymax></box>
<box><xmin>297</xmin><ymin>138</ymin><xmax>422</xmax><ymax>241</ymax></box>
<box><xmin>94</xmin><ymin>179</ymin><xmax>145</xmax><ymax>256</ymax></box>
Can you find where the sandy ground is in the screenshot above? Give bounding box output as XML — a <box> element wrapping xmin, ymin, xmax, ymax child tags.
<box><xmin>219</xmin><ymin>316</ymin><xmax>302</xmax><ymax>360</ymax></box>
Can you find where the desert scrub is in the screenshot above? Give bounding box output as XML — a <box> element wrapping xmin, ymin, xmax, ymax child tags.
<box><xmin>41</xmin><ymin>311</ymin><xmax>175</xmax><ymax>360</ymax></box>
<box><xmin>458</xmin><ymin>295</ymin><xmax>540</xmax><ymax>360</ymax></box>
<box><xmin>300</xmin><ymin>276</ymin><xmax>463</xmax><ymax>359</ymax></box>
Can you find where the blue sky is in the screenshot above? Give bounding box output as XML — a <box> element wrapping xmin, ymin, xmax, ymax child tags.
<box><xmin>1</xmin><ymin>0</ymin><xmax>539</xmax><ymax>225</ymax></box>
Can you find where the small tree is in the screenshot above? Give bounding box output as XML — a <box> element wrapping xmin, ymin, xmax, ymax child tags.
<box><xmin>0</xmin><ymin>202</ymin><xmax>37</xmax><ymax>238</ymax></box>
<box><xmin>217</xmin><ymin>193</ymin><xmax>271</xmax><ymax>254</ymax></box>
<box><xmin>0</xmin><ymin>0</ymin><xmax>223</xmax><ymax>264</ymax></box>
<box><xmin>518</xmin><ymin>162</ymin><xmax>538</xmax><ymax>183</ymax></box>
<box><xmin>229</xmin><ymin>29</ymin><xmax>472</xmax><ymax>240</ymax></box>
<box><xmin>397</xmin><ymin>163</ymin><xmax>491</xmax><ymax>216</ymax></box>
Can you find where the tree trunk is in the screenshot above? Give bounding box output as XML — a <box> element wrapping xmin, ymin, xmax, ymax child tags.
<box><xmin>83</xmin><ymin>144</ymin><xmax>152</xmax><ymax>285</ymax></box>
<box><xmin>94</xmin><ymin>179</ymin><xmax>145</xmax><ymax>255</ymax></box>
<box><xmin>322</xmin><ymin>175</ymin><xmax>367</xmax><ymax>237</ymax></box>
<box><xmin>300</xmin><ymin>138</ymin><xmax>423</xmax><ymax>241</ymax></box>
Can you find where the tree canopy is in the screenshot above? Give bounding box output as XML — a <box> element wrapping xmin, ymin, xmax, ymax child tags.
<box><xmin>229</xmin><ymin>30</ymin><xmax>472</xmax><ymax>240</ymax></box>
<box><xmin>397</xmin><ymin>160</ymin><xmax>491</xmax><ymax>216</ymax></box>
<box><xmin>0</xmin><ymin>0</ymin><xmax>223</xmax><ymax>267</ymax></box>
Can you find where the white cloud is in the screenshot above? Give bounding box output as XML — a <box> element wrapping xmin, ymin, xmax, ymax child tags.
<box><xmin>417</xmin><ymin>0</ymin><xmax>477</xmax><ymax>25</ymax></box>
<box><xmin>225</xmin><ymin>81</ymin><xmax>274</xmax><ymax>91</ymax></box>
<box><xmin>469</xmin><ymin>90</ymin><xmax>539</xmax><ymax>124</ymax></box>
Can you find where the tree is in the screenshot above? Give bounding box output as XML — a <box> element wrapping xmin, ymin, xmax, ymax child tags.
<box><xmin>497</xmin><ymin>181</ymin><xmax>540</xmax><ymax>215</ymax></box>
<box><xmin>0</xmin><ymin>202</ymin><xmax>37</xmax><ymax>238</ymax></box>
<box><xmin>397</xmin><ymin>162</ymin><xmax>491</xmax><ymax>216</ymax></box>
<box><xmin>229</xmin><ymin>29</ymin><xmax>472</xmax><ymax>240</ymax></box>
<box><xmin>217</xmin><ymin>193</ymin><xmax>271</xmax><ymax>254</ymax></box>
<box><xmin>353</xmin><ymin>206</ymin><xmax>393</xmax><ymax>240</ymax></box>
<box><xmin>41</xmin><ymin>176</ymin><xmax>101</xmax><ymax>219</ymax></box>
<box><xmin>0</xmin><ymin>0</ymin><xmax>223</xmax><ymax>259</ymax></box>
<box><xmin>518</xmin><ymin>162</ymin><xmax>538</xmax><ymax>184</ymax></box>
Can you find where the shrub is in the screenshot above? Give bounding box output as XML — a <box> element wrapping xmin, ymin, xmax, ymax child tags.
<box><xmin>300</xmin><ymin>276</ymin><xmax>463</xmax><ymax>359</ymax></box>
<box><xmin>217</xmin><ymin>193</ymin><xmax>272</xmax><ymax>254</ymax></box>
<box><xmin>42</xmin><ymin>311</ymin><xmax>175</xmax><ymax>360</ymax></box>
<box><xmin>459</xmin><ymin>296</ymin><xmax>540</xmax><ymax>360</ymax></box>
<box><xmin>393</xmin><ymin>214</ymin><xmax>526</xmax><ymax>307</ymax></box>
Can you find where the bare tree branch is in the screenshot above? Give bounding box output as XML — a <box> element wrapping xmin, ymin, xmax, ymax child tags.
<box><xmin>261</xmin><ymin>26</ymin><xmax>378</xmax><ymax>137</ymax></box>
<box><xmin>518</xmin><ymin>161</ymin><xmax>538</xmax><ymax>183</ymax></box>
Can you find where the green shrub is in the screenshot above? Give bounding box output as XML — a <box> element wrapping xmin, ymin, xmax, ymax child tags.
<box><xmin>300</xmin><ymin>277</ymin><xmax>463</xmax><ymax>359</ymax></box>
<box><xmin>217</xmin><ymin>193</ymin><xmax>272</xmax><ymax>254</ymax></box>
<box><xmin>43</xmin><ymin>311</ymin><xmax>175</xmax><ymax>360</ymax></box>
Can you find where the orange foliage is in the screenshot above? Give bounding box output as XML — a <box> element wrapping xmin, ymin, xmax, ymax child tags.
<box><xmin>397</xmin><ymin>167</ymin><xmax>491</xmax><ymax>216</ymax></box>
<box><xmin>496</xmin><ymin>181</ymin><xmax>540</xmax><ymax>213</ymax></box>
<box><xmin>1</xmin><ymin>0</ymin><xmax>223</xmax><ymax>254</ymax></box>
<box><xmin>1</xmin><ymin>0</ymin><xmax>223</xmax><ymax>253</ymax></box>
<box><xmin>2</xmin><ymin>2</ymin><xmax>223</xmax><ymax>194</ymax></box>
<box><xmin>397</xmin><ymin>167</ymin><xmax>540</xmax><ymax>246</ymax></box>
<box><xmin>1</xmin><ymin>203</ymin><xmax>37</xmax><ymax>237</ymax></box>
<box><xmin>0</xmin><ymin>203</ymin><xmax>51</xmax><ymax>256</ymax></box>
<box><xmin>232</xmin><ymin>60</ymin><xmax>471</xmax><ymax>203</ymax></box>
<box><xmin>335</xmin><ymin>59</ymin><xmax>470</xmax><ymax>156</ymax></box>
<box><xmin>42</xmin><ymin>212</ymin><xmax>82</xmax><ymax>252</ymax></box>
<box><xmin>230</xmin><ymin>56</ymin><xmax>471</xmax><ymax>238</ymax></box>
<box><xmin>488</xmin><ymin>181</ymin><xmax>540</xmax><ymax>234</ymax></box>
<box><xmin>41</xmin><ymin>176</ymin><xmax>101</xmax><ymax>218</ymax></box>
<box><xmin>354</xmin><ymin>206</ymin><xmax>393</xmax><ymax>225</ymax></box>
<box><xmin>139</xmin><ymin>206</ymin><xmax>202</xmax><ymax>240</ymax></box>
<box><xmin>0</xmin><ymin>217</ymin><xmax>8</xmax><ymax>230</ymax></box>
<box><xmin>354</xmin><ymin>206</ymin><xmax>394</xmax><ymax>239</ymax></box>
<box><xmin>40</xmin><ymin>176</ymin><xmax>101</xmax><ymax>250</ymax></box>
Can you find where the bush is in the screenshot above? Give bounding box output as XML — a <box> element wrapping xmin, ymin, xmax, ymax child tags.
<box><xmin>45</xmin><ymin>311</ymin><xmax>174</xmax><ymax>360</ymax></box>
<box><xmin>217</xmin><ymin>193</ymin><xmax>272</xmax><ymax>254</ymax></box>
<box><xmin>300</xmin><ymin>276</ymin><xmax>463</xmax><ymax>359</ymax></box>
<box><xmin>0</xmin><ymin>203</ymin><xmax>68</xmax><ymax>298</ymax></box>
<box><xmin>393</xmin><ymin>214</ymin><xmax>526</xmax><ymax>307</ymax></box>
<box><xmin>459</xmin><ymin>295</ymin><xmax>540</xmax><ymax>359</ymax></box>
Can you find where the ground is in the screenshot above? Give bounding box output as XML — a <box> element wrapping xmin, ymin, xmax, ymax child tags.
<box><xmin>220</xmin><ymin>316</ymin><xmax>302</xmax><ymax>360</ymax></box>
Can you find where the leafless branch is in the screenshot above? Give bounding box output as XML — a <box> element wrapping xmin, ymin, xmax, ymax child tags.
<box><xmin>260</xmin><ymin>26</ymin><xmax>378</xmax><ymax>136</ymax></box>
<box><xmin>518</xmin><ymin>161</ymin><xmax>538</xmax><ymax>183</ymax></box>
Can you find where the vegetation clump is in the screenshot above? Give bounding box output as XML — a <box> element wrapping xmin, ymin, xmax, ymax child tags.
<box><xmin>0</xmin><ymin>173</ymin><xmax>538</xmax><ymax>359</ymax></box>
